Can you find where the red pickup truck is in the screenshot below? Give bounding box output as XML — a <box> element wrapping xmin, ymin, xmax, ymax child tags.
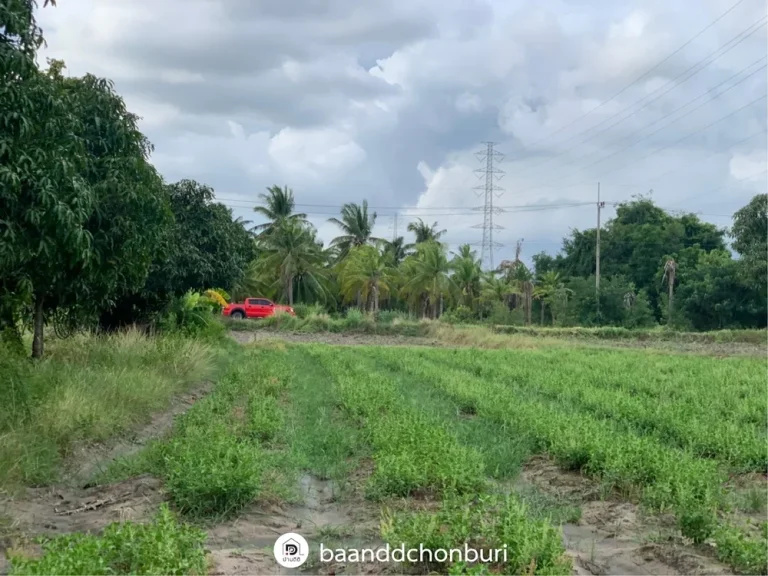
<box><xmin>222</xmin><ymin>298</ymin><xmax>295</xmax><ymax>320</ymax></box>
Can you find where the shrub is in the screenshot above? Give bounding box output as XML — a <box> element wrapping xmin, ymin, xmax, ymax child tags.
<box><xmin>377</xmin><ymin>310</ymin><xmax>409</xmax><ymax>324</ymax></box>
<box><xmin>163</xmin><ymin>424</ymin><xmax>263</xmax><ymax>517</ymax></box>
<box><xmin>8</xmin><ymin>504</ymin><xmax>207</xmax><ymax>575</ymax></box>
<box><xmin>158</xmin><ymin>291</ymin><xmax>224</xmax><ymax>338</ymax></box>
<box><xmin>440</xmin><ymin>305</ymin><xmax>476</xmax><ymax>325</ymax></box>
<box><xmin>293</xmin><ymin>303</ymin><xmax>326</xmax><ymax>319</ymax></box>
<box><xmin>343</xmin><ymin>308</ymin><xmax>364</xmax><ymax>326</ymax></box>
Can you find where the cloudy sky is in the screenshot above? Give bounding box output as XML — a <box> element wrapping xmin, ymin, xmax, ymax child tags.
<box><xmin>35</xmin><ymin>0</ymin><xmax>767</xmax><ymax>267</ymax></box>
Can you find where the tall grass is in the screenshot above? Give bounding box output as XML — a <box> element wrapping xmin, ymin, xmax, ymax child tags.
<box><xmin>0</xmin><ymin>329</ymin><xmax>215</xmax><ymax>488</ymax></box>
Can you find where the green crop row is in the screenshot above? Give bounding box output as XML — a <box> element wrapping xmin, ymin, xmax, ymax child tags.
<box><xmin>307</xmin><ymin>345</ymin><xmax>486</xmax><ymax>499</ymax></box>
<box><xmin>382</xmin><ymin>493</ymin><xmax>571</xmax><ymax>575</ymax></box>
<box><xmin>425</xmin><ymin>348</ymin><xmax>765</xmax><ymax>472</ymax></box>
<box><xmin>363</xmin><ymin>348</ymin><xmax>725</xmax><ymax>537</ymax></box>
<box><xmin>361</xmin><ymin>346</ymin><xmax>767</xmax><ymax>572</ymax></box>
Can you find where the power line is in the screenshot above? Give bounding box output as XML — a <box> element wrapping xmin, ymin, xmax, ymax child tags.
<box><xmin>503</xmin><ymin>0</ymin><xmax>752</xmax><ymax>154</ymax></box>
<box><xmin>507</xmin><ymin>92</ymin><xmax>767</xmax><ymax>197</ymax></box>
<box><xmin>509</xmin><ymin>16</ymin><xmax>767</xmax><ymax>179</ymax></box>
<box><xmin>524</xmin><ymin>55</ymin><xmax>767</xmax><ymax>182</ymax></box>
<box><xmin>544</xmin><ymin>61</ymin><xmax>768</xmax><ymax>182</ymax></box>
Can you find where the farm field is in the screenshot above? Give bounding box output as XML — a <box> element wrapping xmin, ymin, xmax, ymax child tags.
<box><xmin>1</xmin><ymin>335</ymin><xmax>766</xmax><ymax>575</ymax></box>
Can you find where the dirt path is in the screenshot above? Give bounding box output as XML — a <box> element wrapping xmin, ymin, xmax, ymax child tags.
<box><xmin>229</xmin><ymin>329</ymin><xmax>765</xmax><ymax>357</ymax></box>
<box><xmin>229</xmin><ymin>329</ymin><xmax>442</xmax><ymax>348</ymax></box>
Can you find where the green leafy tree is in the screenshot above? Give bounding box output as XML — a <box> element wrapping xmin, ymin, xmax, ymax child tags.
<box><xmin>555</xmin><ymin>197</ymin><xmax>726</xmax><ymax>318</ymax></box>
<box><xmin>450</xmin><ymin>245</ymin><xmax>482</xmax><ymax>310</ymax></box>
<box><xmin>101</xmin><ymin>180</ymin><xmax>253</xmax><ymax>328</ymax></box>
<box><xmin>382</xmin><ymin>236</ymin><xmax>413</xmax><ymax>267</ymax></box>
<box><xmin>50</xmin><ymin>61</ymin><xmax>171</xmax><ymax>333</ymax></box>
<box><xmin>1</xmin><ymin>41</ymin><xmax>170</xmax><ymax>355</ymax></box>
<box><xmin>731</xmin><ymin>193</ymin><xmax>767</xmax><ymax>315</ymax></box>
<box><xmin>676</xmin><ymin>249</ymin><xmax>766</xmax><ymax>330</ymax></box>
<box><xmin>1</xmin><ymin>3</ymin><xmax>90</xmax><ymax>357</ymax></box>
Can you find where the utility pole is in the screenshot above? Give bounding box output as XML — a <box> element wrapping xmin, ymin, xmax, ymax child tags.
<box><xmin>391</xmin><ymin>212</ymin><xmax>398</xmax><ymax>241</ymax></box>
<box><xmin>471</xmin><ymin>142</ymin><xmax>505</xmax><ymax>270</ymax></box>
<box><xmin>596</xmin><ymin>183</ymin><xmax>605</xmax><ymax>319</ymax></box>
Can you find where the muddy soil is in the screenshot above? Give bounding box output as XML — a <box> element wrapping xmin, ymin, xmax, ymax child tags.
<box><xmin>0</xmin><ymin>475</ymin><xmax>165</xmax><ymax>574</ymax></box>
<box><xmin>520</xmin><ymin>456</ymin><xmax>731</xmax><ymax>576</ymax></box>
<box><xmin>208</xmin><ymin>473</ymin><xmax>389</xmax><ymax>575</ymax></box>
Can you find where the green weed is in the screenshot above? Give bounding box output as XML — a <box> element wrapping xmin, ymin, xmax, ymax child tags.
<box><xmin>7</xmin><ymin>504</ymin><xmax>206</xmax><ymax>575</ymax></box>
<box><xmin>382</xmin><ymin>493</ymin><xmax>571</xmax><ymax>575</ymax></box>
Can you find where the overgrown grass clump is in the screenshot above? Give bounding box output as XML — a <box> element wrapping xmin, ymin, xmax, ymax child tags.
<box><xmin>382</xmin><ymin>493</ymin><xmax>571</xmax><ymax>575</ymax></box>
<box><xmin>7</xmin><ymin>504</ymin><xmax>207</xmax><ymax>575</ymax></box>
<box><xmin>0</xmin><ymin>330</ymin><xmax>215</xmax><ymax>488</ymax></box>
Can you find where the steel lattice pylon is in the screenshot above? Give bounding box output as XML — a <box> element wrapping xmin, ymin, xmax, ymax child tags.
<box><xmin>471</xmin><ymin>142</ymin><xmax>505</xmax><ymax>270</ymax></box>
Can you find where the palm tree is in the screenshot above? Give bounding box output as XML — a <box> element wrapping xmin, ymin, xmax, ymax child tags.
<box><xmin>450</xmin><ymin>244</ymin><xmax>482</xmax><ymax>310</ymax></box>
<box><xmin>338</xmin><ymin>245</ymin><xmax>395</xmax><ymax>313</ymax></box>
<box><xmin>251</xmin><ymin>185</ymin><xmax>307</xmax><ymax>237</ymax></box>
<box><xmin>407</xmin><ymin>218</ymin><xmax>447</xmax><ymax>244</ymax></box>
<box><xmin>328</xmin><ymin>200</ymin><xmax>381</xmax><ymax>258</ymax></box>
<box><xmin>480</xmin><ymin>273</ymin><xmax>519</xmax><ymax>305</ymax></box>
<box><xmin>401</xmin><ymin>241</ymin><xmax>455</xmax><ymax>318</ymax></box>
<box><xmin>535</xmin><ymin>271</ymin><xmax>570</xmax><ymax>325</ymax></box>
<box><xmin>382</xmin><ymin>236</ymin><xmax>413</xmax><ymax>267</ymax></box>
<box><xmin>256</xmin><ymin>219</ymin><xmax>327</xmax><ymax>305</ymax></box>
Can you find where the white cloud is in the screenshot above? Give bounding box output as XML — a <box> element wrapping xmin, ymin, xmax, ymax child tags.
<box><xmin>33</xmin><ymin>0</ymin><xmax>767</xmax><ymax>265</ymax></box>
<box><xmin>268</xmin><ymin>128</ymin><xmax>366</xmax><ymax>181</ymax></box>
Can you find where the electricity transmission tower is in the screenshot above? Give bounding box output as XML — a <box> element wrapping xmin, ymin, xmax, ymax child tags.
<box><xmin>471</xmin><ymin>142</ymin><xmax>505</xmax><ymax>270</ymax></box>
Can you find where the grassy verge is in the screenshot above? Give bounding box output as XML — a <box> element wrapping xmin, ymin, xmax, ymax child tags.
<box><xmin>224</xmin><ymin>313</ymin><xmax>434</xmax><ymax>337</ymax></box>
<box><xmin>491</xmin><ymin>324</ymin><xmax>767</xmax><ymax>344</ymax></box>
<box><xmin>0</xmin><ymin>330</ymin><xmax>216</xmax><ymax>489</ymax></box>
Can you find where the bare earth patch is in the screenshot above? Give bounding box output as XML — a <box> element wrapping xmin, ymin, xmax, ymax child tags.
<box><xmin>520</xmin><ymin>456</ymin><xmax>732</xmax><ymax>576</ymax></box>
<box><xmin>229</xmin><ymin>330</ymin><xmax>441</xmax><ymax>348</ymax></box>
<box><xmin>208</xmin><ymin>468</ymin><xmax>391</xmax><ymax>576</ymax></box>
